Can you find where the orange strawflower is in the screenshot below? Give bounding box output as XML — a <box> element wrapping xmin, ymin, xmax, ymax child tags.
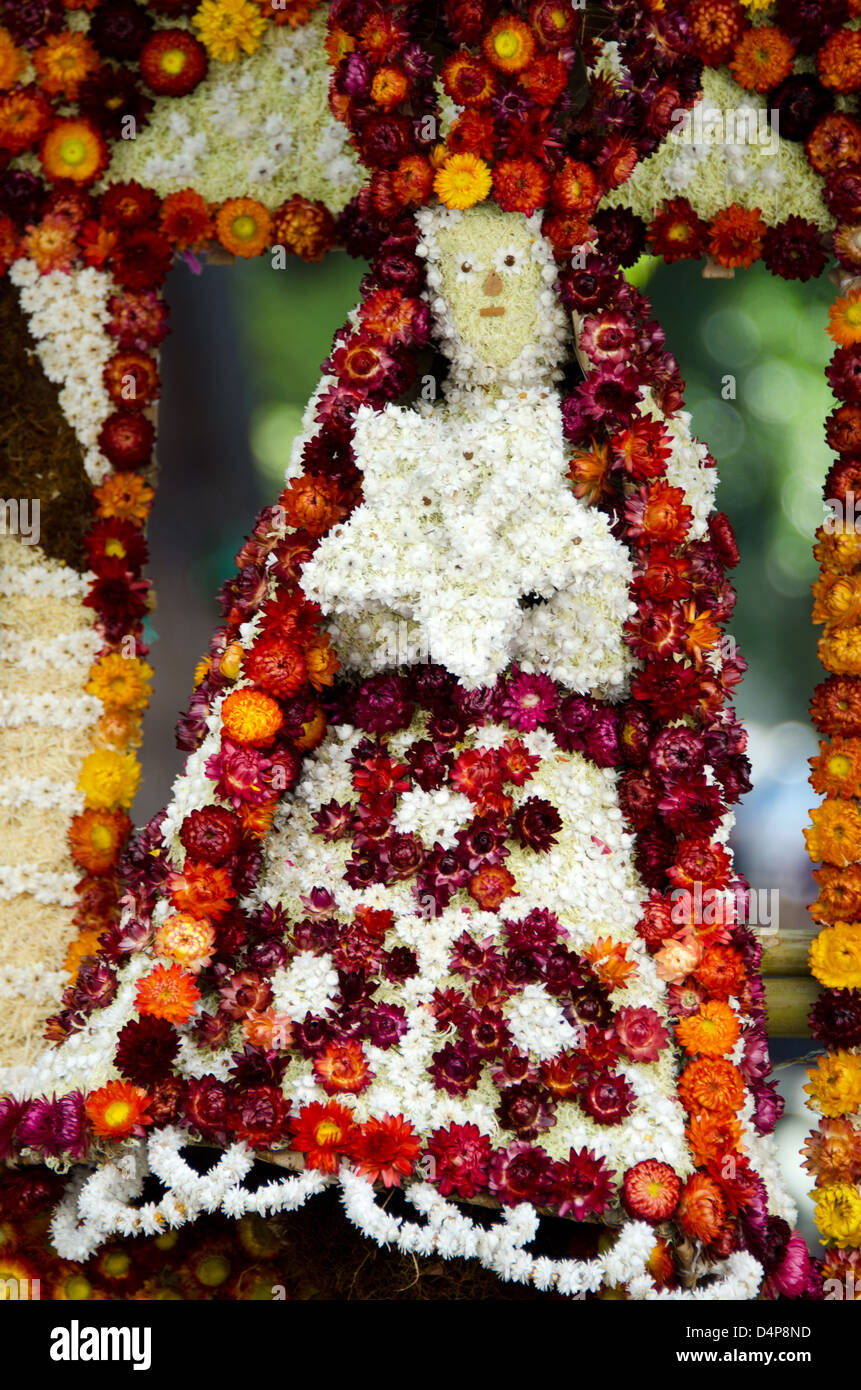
<box><xmin>238</xmin><ymin>799</ymin><xmax>278</xmax><ymax>838</ymax></box>
<box><xmin>392</xmin><ymin>154</ymin><xmax>434</xmax><ymax>206</ymax></box>
<box><xmin>812</xmin><ymin>573</ymin><xmax>861</xmax><ymax>629</ymax></box>
<box><xmin>677</xmin><ymin>1172</ymin><xmax>726</xmax><ymax>1242</ymax></box>
<box><xmin>675</xmin><ymin>1000</ymin><xmax>740</xmax><ymax>1057</ymax></box>
<box><xmin>160</xmin><ymin>189</ymin><xmax>214</xmax><ymax>250</ymax></box>
<box><xmin>303</xmin><ymin>634</ymin><xmax>339</xmax><ymax>690</ymax></box>
<box><xmin>807</xmin><ymin>114</ymin><xmax>861</xmax><ymax>175</ymax></box>
<box><xmin>93</xmin><ymin>472</ymin><xmax>153</xmax><ymax>524</ymax></box>
<box><xmin>569</xmin><ymin>440</ymin><xmax>613</xmax><ymax>506</ymax></box>
<box><xmin>68</xmin><ymin>808</ymin><xmax>131</xmax><ymax>875</ymax></box>
<box><xmin>155</xmin><ymin>912</ymin><xmax>217</xmax><ymax>972</ymax></box>
<box><xmin>33</xmin><ymin>30</ymin><xmax>99</xmax><ymax>97</ymax></box>
<box><xmin>695</xmin><ymin>943</ymin><xmax>746</xmax><ymax>998</ymax></box>
<box><xmin>0</xmin><ymin>29</ymin><xmax>24</xmax><ymax>90</ymax></box>
<box><xmin>433</xmin><ymin>152</ymin><xmax>493</xmax><ymax>210</ymax></box>
<box><xmin>483</xmin><ymin>16</ymin><xmax>535</xmax><ymax>72</ymax></box>
<box><xmin>64</xmin><ymin>927</ymin><xmax>103</xmax><ymax>978</ymax></box>
<box><xmin>815</xmin><ymin>525</ymin><xmax>861</xmax><ymax>575</ymax></box>
<box><xmin>290</xmin><ymin>1100</ymin><xmax>358</xmax><ymax>1173</ymax></box>
<box><xmin>135</xmin><ymin>963</ymin><xmax>201</xmax><ymax>1023</ymax></box>
<box><xmin>730</xmin><ymin>27</ymin><xmax>794</xmax><ymax>92</ymax></box>
<box><xmin>647</xmin><ymin>1238</ymin><xmax>675</xmax><ymax>1288</ymax></box>
<box><xmin>22</xmin><ymin>214</ymin><xmax>78</xmax><ymax>274</ymax></box>
<box><xmin>255</xmin><ymin>0</ymin><xmax>323</xmax><ymax>25</ymax></box>
<box><xmin>805</xmin><ymin>798</ymin><xmax>861</xmax><ymax>865</ymax></box>
<box><xmin>819</xmin><ymin>627</ymin><xmax>861</xmax><ymax>676</ymax></box>
<box><xmin>271</xmin><ymin>194</ymin><xmax>336</xmax><ymax>262</ymax></box>
<box><xmin>686</xmin><ymin>1111</ymin><xmax>743</xmax><ymax>1166</ymax></box>
<box><xmin>809</xmin><ymin>921</ymin><xmax>861</xmax><ymax>990</ymax></box>
<box><xmin>811</xmin><ymin>863</ymin><xmax>861</xmax><ymax>924</ymax></box>
<box><xmin>214</xmin><ymin>197</ymin><xmax>271</xmax><ymax>258</ymax></box>
<box><xmin>818</xmin><ymin>28</ymin><xmax>861</xmax><ymax>94</ymax></box>
<box><xmin>0</xmin><ymin>87</ymin><xmax>53</xmax><ymax>155</ymax></box>
<box><xmin>294</xmin><ymin>706</ymin><xmax>327</xmax><ymax>751</ymax></box>
<box><xmin>801</xmin><ymin>1117</ymin><xmax>861</xmax><ymax>1186</ymax></box>
<box><xmin>40</xmin><ymin>117</ymin><xmax>108</xmax><ymax>184</ymax></box>
<box><xmin>683</xmin><ymin>602</ymin><xmax>721</xmax><ymax>663</ymax></box>
<box><xmin>279</xmin><ymin>473</ymin><xmax>344</xmax><ymax>535</ymax></box>
<box><xmin>804</xmin><ymin>1050</ymin><xmax>861</xmax><ymax>1118</ymax></box>
<box><xmin>313</xmin><ymin>1040</ymin><xmax>374</xmax><ymax>1095</ymax></box>
<box><xmin>552</xmin><ymin>157</ymin><xmax>599</xmax><ymax>213</ymax></box>
<box><xmin>86</xmin><ymin>1081</ymin><xmax>152</xmax><ymax>1139</ymax></box>
<box><xmin>242</xmin><ymin>1008</ymin><xmax>293</xmax><ymax>1050</ymax></box>
<box><xmin>95</xmin><ymin>708</ymin><xmax>143</xmax><ymax>752</ymax></box>
<box><xmin>86</xmin><ymin>652</ymin><xmax>154</xmax><ymax>712</ymax></box>
<box><xmin>810</xmin><ymin>738</ymin><xmax>861</xmax><ymax>799</ymax></box>
<box><xmin>221</xmin><ymin>687</ymin><xmax>284</xmax><ymax>747</ymax></box>
<box><xmin>168</xmin><ymin>861</ymin><xmax>235</xmax><ymax>920</ymax></box>
<box><xmin>708</xmin><ymin>204</ymin><xmax>765</xmax><ymax>269</ymax></box>
<box><xmin>678</xmin><ymin>1056</ymin><xmax>745</xmax><ymax>1116</ymax></box>
<box><xmin>829</xmin><ymin>290</ymin><xmax>861</xmax><ymax>347</ymax></box>
<box><xmin>370</xmin><ymin>64</ymin><xmax>408</xmax><ymax>109</ymax></box>
<box><xmin>583</xmin><ymin>936</ymin><xmax>637</xmax><ymax>990</ymax></box>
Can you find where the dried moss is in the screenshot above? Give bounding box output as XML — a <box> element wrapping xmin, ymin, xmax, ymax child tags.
<box><xmin>0</xmin><ymin>278</ymin><xmax>93</xmax><ymax>571</ymax></box>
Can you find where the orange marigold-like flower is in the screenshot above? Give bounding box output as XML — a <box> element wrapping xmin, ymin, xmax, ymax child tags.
<box><xmin>33</xmin><ymin>30</ymin><xmax>99</xmax><ymax>97</ymax></box>
<box><xmin>468</xmin><ymin>864</ymin><xmax>518</xmax><ymax>912</ymax></box>
<box><xmin>686</xmin><ymin>1111</ymin><xmax>743</xmax><ymax>1166</ymax></box>
<box><xmin>22</xmin><ymin>213</ymin><xmax>78</xmax><ymax>274</ymax></box>
<box><xmin>811</xmin><ymin>863</ymin><xmax>861</xmax><ymax>924</ymax></box>
<box><xmin>584</xmin><ymin>936</ymin><xmax>637</xmax><ymax>990</ymax></box>
<box><xmin>294</xmin><ymin>706</ymin><xmax>327</xmax><ymax>751</ymax></box>
<box><xmin>244</xmin><ymin>637</ymin><xmax>306</xmax><ymax>699</ymax></box>
<box><xmin>214</xmin><ymin>197</ymin><xmax>271</xmax><ymax>258</ymax></box>
<box><xmin>221</xmin><ymin>687</ymin><xmax>284</xmax><ymax>747</ymax></box>
<box><xmin>552</xmin><ymin>158</ymin><xmax>599</xmax><ymax>214</ymax></box>
<box><xmin>86</xmin><ymin>653</ymin><xmax>154</xmax><ymax>712</ymax></box>
<box><xmin>136</xmin><ymin>963</ymin><xmax>201</xmax><ymax>1023</ymax></box>
<box><xmin>86</xmin><ymin>1081</ymin><xmax>152</xmax><ymax>1139</ymax></box>
<box><xmin>0</xmin><ymin>28</ymin><xmax>23</xmax><ymax>91</ymax></box>
<box><xmin>807</xmin><ymin>113</ymin><xmax>861</xmax><ymax>175</ymax></box>
<box><xmin>290</xmin><ymin>1099</ymin><xmax>358</xmax><ymax>1173</ymax></box>
<box><xmin>708</xmin><ymin>203</ymin><xmax>765</xmax><ymax>269</ymax></box>
<box><xmin>434</xmin><ymin>152</ymin><xmax>493</xmax><ymax>211</ymax></box>
<box><xmin>370</xmin><ymin>64</ymin><xmax>408</xmax><ymax>109</ymax></box>
<box><xmin>243</xmin><ymin>1008</ymin><xmax>293</xmax><ymax>1050</ymax></box>
<box><xmin>569</xmin><ymin>440</ymin><xmax>613</xmax><ymax>506</ymax></box>
<box><xmin>168</xmin><ymin>861</ymin><xmax>235</xmax><ymax>920</ymax></box>
<box><xmin>68</xmin><ymin>808</ymin><xmax>131</xmax><ymax>875</ymax></box>
<box><xmin>809</xmin><ymin>921</ymin><xmax>861</xmax><ymax>990</ymax></box>
<box><xmin>155</xmin><ymin>912</ymin><xmax>216</xmax><ymax>972</ymax></box>
<box><xmin>271</xmin><ymin>194</ymin><xmax>335</xmax><ymax>262</ymax></box>
<box><xmin>64</xmin><ymin>927</ymin><xmax>103</xmax><ymax>978</ymax></box>
<box><xmin>820</xmin><ymin>627</ymin><xmax>861</xmax><ymax>676</ymax></box>
<box><xmin>159</xmin><ymin>188</ymin><xmax>214</xmax><ymax>250</ymax></box>
<box><xmin>801</xmin><ymin>1116</ymin><xmax>861</xmax><ymax>1186</ymax></box>
<box><xmin>95</xmin><ymin>708</ymin><xmax>143</xmax><ymax>752</ymax></box>
<box><xmin>0</xmin><ymin>86</ymin><xmax>53</xmax><ymax>155</ymax></box>
<box><xmin>812</xmin><ymin>572</ymin><xmax>861</xmax><ymax>629</ymax></box>
<box><xmin>683</xmin><ymin>602</ymin><xmax>721</xmax><ymax>663</ymax></box>
<box><xmin>351</xmin><ymin>1113</ymin><xmax>420</xmax><ymax>1187</ymax></box>
<box><xmin>830</xmin><ymin>290</ymin><xmax>861</xmax><ymax>347</ymax></box>
<box><xmin>730</xmin><ymin>27</ymin><xmax>794</xmax><ymax>92</ymax></box>
<box><xmin>677</xmin><ymin>1172</ymin><xmax>726</xmax><ymax>1242</ymax></box>
<box><xmin>279</xmin><ymin>472</ymin><xmax>344</xmax><ymax>535</ymax></box>
<box><xmin>314</xmin><ymin>1040</ymin><xmax>374</xmax><ymax>1095</ymax></box>
<box><xmin>238</xmin><ymin>799</ymin><xmax>278</xmax><ymax>838</ymax></box>
<box><xmin>695</xmin><ymin>943</ymin><xmax>746</xmax><ymax>998</ymax></box>
<box><xmin>483</xmin><ymin>16</ymin><xmax>535</xmax><ymax>72</ymax></box>
<box><xmin>805</xmin><ymin>798</ymin><xmax>861</xmax><ymax>866</ymax></box>
<box><xmin>804</xmin><ymin>1049</ymin><xmax>861</xmax><ymax>1117</ymax></box>
<box><xmin>255</xmin><ymin>0</ymin><xmax>323</xmax><ymax>26</ymax></box>
<box><xmin>814</xmin><ymin>525</ymin><xmax>861</xmax><ymax>575</ymax></box>
<box><xmin>819</xmin><ymin>28</ymin><xmax>861</xmax><ymax>94</ymax></box>
<box><xmin>303</xmin><ymin>634</ymin><xmax>339</xmax><ymax>690</ymax></box>
<box><xmin>810</xmin><ymin>738</ymin><xmax>861</xmax><ymax>799</ymax></box>
<box><xmin>392</xmin><ymin>154</ymin><xmax>434</xmax><ymax>206</ymax></box>
<box><xmin>40</xmin><ymin>117</ymin><xmax>109</xmax><ymax>185</ymax></box>
<box><xmin>678</xmin><ymin>1056</ymin><xmax>745</xmax><ymax>1116</ymax></box>
<box><xmin>675</xmin><ymin>1000</ymin><xmax>740</xmax><ymax>1057</ymax></box>
<box><xmin>492</xmin><ymin>157</ymin><xmax>549</xmax><ymax>216</ymax></box>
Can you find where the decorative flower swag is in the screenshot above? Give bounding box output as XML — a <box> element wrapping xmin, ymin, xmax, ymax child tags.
<box><xmin>0</xmin><ymin>0</ymin><xmax>854</xmax><ymax>1299</ymax></box>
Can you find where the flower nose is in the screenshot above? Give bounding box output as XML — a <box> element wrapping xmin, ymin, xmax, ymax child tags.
<box><xmin>482</xmin><ymin>268</ymin><xmax>503</xmax><ymax>296</ymax></box>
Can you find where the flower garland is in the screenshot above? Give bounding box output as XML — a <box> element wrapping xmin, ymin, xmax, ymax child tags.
<box><xmin>802</xmin><ymin>287</ymin><xmax>861</xmax><ymax>1276</ymax></box>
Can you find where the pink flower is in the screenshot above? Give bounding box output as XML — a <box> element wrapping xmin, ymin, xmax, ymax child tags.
<box><xmin>614</xmin><ymin>1005</ymin><xmax>669</xmax><ymax>1062</ymax></box>
<box><xmin>425</xmin><ymin>1122</ymin><xmax>492</xmax><ymax>1198</ymax></box>
<box><xmin>499</xmin><ymin>670</ymin><xmax>558</xmax><ymax>732</ymax></box>
<box><xmin>654</xmin><ymin>930</ymin><xmax>703</xmax><ymax>984</ymax></box>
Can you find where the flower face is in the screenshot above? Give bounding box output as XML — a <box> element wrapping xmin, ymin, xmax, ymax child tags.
<box><xmin>431</xmin><ymin>202</ymin><xmax>547</xmax><ymax>371</ymax></box>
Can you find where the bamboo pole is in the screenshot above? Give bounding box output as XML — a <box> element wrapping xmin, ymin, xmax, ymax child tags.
<box><xmin>763</xmin><ymin>976</ymin><xmax>817</xmax><ymax>1038</ymax></box>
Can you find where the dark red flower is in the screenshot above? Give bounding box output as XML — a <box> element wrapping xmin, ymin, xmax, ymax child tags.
<box><xmin>179</xmin><ymin>806</ymin><xmax>242</xmax><ymax>865</ymax></box>
<box><xmin>512</xmin><ymin>796</ymin><xmax>562</xmax><ymax>852</ymax></box>
<box><xmin>553</xmin><ymin>1146</ymin><xmax>614</xmax><ymax>1219</ymax></box>
<box><xmin>581</xmin><ymin>1070</ymin><xmax>636</xmax><ymax>1125</ymax></box>
<box><xmin>115</xmin><ymin>1016</ymin><xmax>179</xmax><ymax>1085</ymax></box>
<box><xmin>425</xmin><ymin>1122</ymin><xmax>492</xmax><ymax>1197</ymax></box>
<box><xmin>98</xmin><ymin>410</ymin><xmax>155</xmax><ymax>470</ymax></box>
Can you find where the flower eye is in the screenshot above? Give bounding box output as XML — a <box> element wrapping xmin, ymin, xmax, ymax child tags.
<box><xmin>504</xmin><ymin>254</ymin><xmax>516</xmax><ymax>267</ymax></box>
<box><xmin>461</xmin><ymin>260</ymin><xmax>473</xmax><ymax>273</ymax></box>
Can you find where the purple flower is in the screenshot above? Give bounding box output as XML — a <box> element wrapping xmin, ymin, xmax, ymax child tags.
<box><xmin>353</xmin><ymin>674</ymin><xmax>414</xmax><ymax>735</ymax></box>
<box><xmin>751</xmin><ymin>1079</ymin><xmax>784</xmax><ymax>1136</ymax></box>
<box><xmin>429</xmin><ymin>1041</ymin><xmax>482</xmax><ymax>1096</ymax></box>
<box><xmin>0</xmin><ymin>1096</ymin><xmax>27</xmax><ymax>1160</ymax></box>
<box><xmin>366</xmin><ymin>1003</ymin><xmax>409</xmax><ymax>1050</ymax></box>
<box><xmin>499</xmin><ymin>670</ymin><xmax>558</xmax><ymax>733</ymax></box>
<box><xmin>19</xmin><ymin>1092</ymin><xmax>89</xmax><ymax>1160</ymax></box>
<box><xmin>496</xmin><ymin>1083</ymin><xmax>556</xmax><ymax>1141</ymax></box>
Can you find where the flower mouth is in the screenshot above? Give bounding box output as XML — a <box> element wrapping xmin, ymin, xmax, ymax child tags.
<box><xmin>479</xmin><ymin>305</ymin><xmax>506</xmax><ymax>317</ymax></box>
